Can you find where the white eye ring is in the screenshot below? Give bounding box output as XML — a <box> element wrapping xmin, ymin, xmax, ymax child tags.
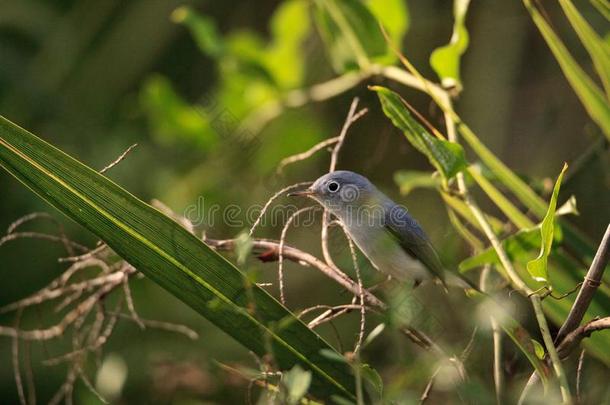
<box><xmin>327</xmin><ymin>181</ymin><xmax>340</xmax><ymax>193</ymax></box>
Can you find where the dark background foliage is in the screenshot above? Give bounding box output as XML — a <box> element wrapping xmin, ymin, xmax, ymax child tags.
<box><xmin>1</xmin><ymin>0</ymin><xmax>608</xmax><ymax>403</ymax></box>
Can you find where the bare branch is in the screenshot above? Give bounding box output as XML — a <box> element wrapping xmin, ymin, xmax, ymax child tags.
<box><xmin>557</xmin><ymin>317</ymin><xmax>610</xmax><ymax>358</ymax></box>
<box><xmin>555</xmin><ymin>224</ymin><xmax>610</xmax><ymax>344</ymax></box>
<box><xmin>0</xmin><ymin>232</ymin><xmax>89</xmax><ymax>252</ymax></box>
<box><xmin>277</xmin><ymin>136</ymin><xmax>340</xmax><ymax>173</ymax></box>
<box><xmin>248</xmin><ymin>182</ymin><xmax>313</xmax><ymax>237</ymax></box>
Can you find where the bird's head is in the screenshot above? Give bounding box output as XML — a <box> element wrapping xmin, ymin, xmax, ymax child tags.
<box><xmin>289</xmin><ymin>171</ymin><xmax>377</xmax><ymax>214</ymax></box>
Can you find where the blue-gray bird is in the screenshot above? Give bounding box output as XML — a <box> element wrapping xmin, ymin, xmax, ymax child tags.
<box><xmin>289</xmin><ymin>171</ymin><xmax>447</xmax><ymax>287</ymax></box>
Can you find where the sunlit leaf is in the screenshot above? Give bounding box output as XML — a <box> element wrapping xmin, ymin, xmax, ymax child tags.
<box><xmin>366</xmin><ymin>0</ymin><xmax>409</xmax><ymax>64</ymax></box>
<box><xmin>172</xmin><ymin>6</ymin><xmax>224</xmax><ymax>58</ymax></box>
<box><xmin>283</xmin><ymin>365</ymin><xmax>312</xmax><ymax>404</ymax></box>
<box><xmin>0</xmin><ymin>116</ymin><xmax>357</xmax><ymax>400</ymax></box>
<box><xmin>265</xmin><ymin>0</ymin><xmax>310</xmax><ymax>89</ymax></box>
<box><xmin>527</xmin><ymin>164</ymin><xmax>568</xmax><ymax>283</ymax></box>
<box><xmin>459</xmin><ymin>228</ymin><xmax>541</xmax><ymax>273</ymax></box>
<box><xmin>314</xmin><ymin>0</ymin><xmax>386</xmax><ymax>71</ymax></box>
<box><xmin>429</xmin><ymin>0</ymin><xmax>471</xmax><ymax>91</ymax></box>
<box><xmin>524</xmin><ymin>0</ymin><xmax>610</xmax><ymax>140</ymax></box>
<box><xmin>235</xmin><ymin>230</ymin><xmax>254</xmax><ymax>265</ymax></box>
<box><xmin>559</xmin><ymin>0</ymin><xmax>610</xmax><ymax>98</ymax></box>
<box><xmin>393</xmin><ymin>170</ymin><xmax>438</xmax><ymax>195</ymax></box>
<box><xmin>141</xmin><ymin>75</ymin><xmax>216</xmax><ymax>148</ymax></box>
<box><xmin>373</xmin><ymin>86</ymin><xmax>467</xmax><ymax>180</ymax></box>
<box><xmin>468</xmin><ymin>164</ymin><xmax>535</xmax><ymax>230</ymax></box>
<box><xmin>362</xmin><ymin>323</ymin><xmax>385</xmax><ymax>348</ymax></box>
<box><xmin>531</xmin><ymin>338</ymin><xmax>545</xmax><ymax>360</ymax></box>
<box><xmin>591</xmin><ymin>0</ymin><xmax>610</xmax><ymax>21</ymax></box>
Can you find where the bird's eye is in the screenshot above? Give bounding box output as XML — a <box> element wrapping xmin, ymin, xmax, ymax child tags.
<box><xmin>327</xmin><ymin>181</ymin><xmax>340</xmax><ymax>193</ymax></box>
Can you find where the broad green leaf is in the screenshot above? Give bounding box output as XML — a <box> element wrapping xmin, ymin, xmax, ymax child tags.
<box><xmin>559</xmin><ymin>0</ymin><xmax>610</xmax><ymax>98</ymax></box>
<box><xmin>527</xmin><ymin>164</ymin><xmax>568</xmax><ymax>283</ymax></box>
<box><xmin>393</xmin><ymin>170</ymin><xmax>438</xmax><ymax>195</ymax></box>
<box><xmin>283</xmin><ymin>365</ymin><xmax>313</xmax><ymax>404</ymax></box>
<box><xmin>0</xmin><ymin>116</ymin><xmax>356</xmax><ymax>400</ymax></box>
<box><xmin>523</xmin><ymin>0</ymin><xmax>610</xmax><ymax>140</ymax></box>
<box><xmin>468</xmin><ymin>164</ymin><xmax>535</xmax><ymax>230</ymax></box>
<box><xmin>314</xmin><ymin>0</ymin><xmax>386</xmax><ymax>72</ymax></box>
<box><xmin>430</xmin><ymin>0</ymin><xmax>471</xmax><ymax>91</ymax></box>
<box><xmin>373</xmin><ymin>86</ymin><xmax>467</xmax><ymax>180</ymax></box>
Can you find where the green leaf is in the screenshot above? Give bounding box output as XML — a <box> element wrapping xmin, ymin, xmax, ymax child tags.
<box><xmin>372</xmin><ymin>86</ymin><xmax>467</xmax><ymax>181</ymax></box>
<box><xmin>362</xmin><ymin>323</ymin><xmax>385</xmax><ymax>348</ymax></box>
<box><xmin>366</xmin><ymin>0</ymin><xmax>409</xmax><ymax>63</ymax></box>
<box><xmin>265</xmin><ymin>0</ymin><xmax>311</xmax><ymax>89</ymax></box>
<box><xmin>393</xmin><ymin>170</ymin><xmax>438</xmax><ymax>195</ymax></box>
<box><xmin>360</xmin><ymin>363</ymin><xmax>383</xmax><ymax>399</ymax></box>
<box><xmin>459</xmin><ymin>228</ymin><xmax>541</xmax><ymax>273</ymax></box>
<box><xmin>172</xmin><ymin>6</ymin><xmax>224</xmax><ymax>58</ymax></box>
<box><xmin>591</xmin><ymin>0</ymin><xmax>610</xmax><ymax>24</ymax></box>
<box><xmin>140</xmin><ymin>75</ymin><xmax>216</xmax><ymax>148</ymax></box>
<box><xmin>430</xmin><ymin>0</ymin><xmax>471</xmax><ymax>91</ymax></box>
<box><xmin>477</xmin><ymin>298</ymin><xmax>551</xmax><ymax>386</ymax></box>
<box><xmin>235</xmin><ymin>230</ymin><xmax>254</xmax><ymax>265</ymax></box>
<box><xmin>559</xmin><ymin>0</ymin><xmax>610</xmax><ymax>98</ymax></box>
<box><xmin>523</xmin><ymin>0</ymin><xmax>610</xmax><ymax>140</ymax></box>
<box><xmin>527</xmin><ymin>164</ymin><xmax>568</xmax><ymax>283</ymax></box>
<box><xmin>441</xmin><ymin>191</ymin><xmax>506</xmax><ymax>235</ymax></box>
<box><xmin>314</xmin><ymin>0</ymin><xmax>386</xmax><ymax>72</ymax></box>
<box><xmin>468</xmin><ymin>164</ymin><xmax>535</xmax><ymax>230</ymax></box>
<box><xmin>283</xmin><ymin>365</ymin><xmax>313</xmax><ymax>404</ymax></box>
<box><xmin>531</xmin><ymin>339</ymin><xmax>545</xmax><ymax>360</ymax></box>
<box><xmin>0</xmin><ymin>116</ymin><xmax>356</xmax><ymax>400</ymax></box>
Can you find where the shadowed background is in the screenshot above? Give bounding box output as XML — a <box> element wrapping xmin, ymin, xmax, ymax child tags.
<box><xmin>1</xmin><ymin>0</ymin><xmax>609</xmax><ymax>403</ymax></box>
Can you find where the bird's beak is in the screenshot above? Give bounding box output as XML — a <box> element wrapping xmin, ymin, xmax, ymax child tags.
<box><xmin>288</xmin><ymin>188</ymin><xmax>314</xmax><ymax>197</ymax></box>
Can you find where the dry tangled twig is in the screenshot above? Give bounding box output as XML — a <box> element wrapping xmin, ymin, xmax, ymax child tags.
<box><xmin>0</xmin><ymin>144</ymin><xmax>198</xmax><ymax>404</ymax></box>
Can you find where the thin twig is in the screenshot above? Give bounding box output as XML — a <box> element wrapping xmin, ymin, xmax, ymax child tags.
<box><xmin>278</xmin><ymin>207</ymin><xmax>317</xmax><ymax>304</ymax></box>
<box><xmin>576</xmin><ymin>349</ymin><xmax>585</xmax><ymax>404</ymax></box>
<box><xmin>123</xmin><ymin>276</ymin><xmax>144</xmax><ymax>329</ymax></box>
<box><xmin>344</xmin><ymin>230</ymin><xmax>366</xmax><ymax>355</ymax></box>
<box><xmin>248</xmin><ymin>182</ymin><xmax>313</xmax><ymax>237</ymax></box>
<box><xmin>99</xmin><ymin>143</ymin><xmax>138</xmax><ymax>174</ymax></box>
<box><xmin>12</xmin><ymin>310</ymin><xmax>26</xmax><ymax>405</ymax></box>
<box><xmin>277</xmin><ymin>137</ymin><xmax>340</xmax><ymax>173</ymax></box>
<box><xmin>321</xmin><ymin>98</ymin><xmax>367</xmax><ymax>271</ymax></box>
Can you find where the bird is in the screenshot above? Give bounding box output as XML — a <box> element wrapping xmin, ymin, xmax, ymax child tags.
<box><xmin>289</xmin><ymin>170</ymin><xmax>448</xmax><ymax>288</ymax></box>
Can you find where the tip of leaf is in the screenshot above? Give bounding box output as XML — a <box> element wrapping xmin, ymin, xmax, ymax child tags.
<box><xmin>171</xmin><ymin>6</ymin><xmax>190</xmax><ymax>23</ymax></box>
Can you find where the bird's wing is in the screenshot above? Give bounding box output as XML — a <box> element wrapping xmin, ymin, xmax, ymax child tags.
<box><xmin>384</xmin><ymin>205</ymin><xmax>446</xmax><ymax>283</ymax></box>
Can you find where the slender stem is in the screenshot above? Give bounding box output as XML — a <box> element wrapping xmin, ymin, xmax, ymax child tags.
<box><xmin>532</xmin><ymin>295</ymin><xmax>572</xmax><ymax>403</ymax></box>
<box><xmin>481</xmin><ymin>267</ymin><xmax>503</xmax><ymax>405</ymax></box>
